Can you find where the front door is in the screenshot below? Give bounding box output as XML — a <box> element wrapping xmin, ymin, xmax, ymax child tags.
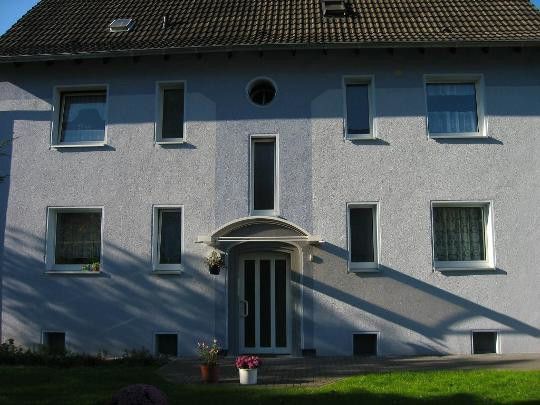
<box><xmin>239</xmin><ymin>253</ymin><xmax>291</xmax><ymax>354</ymax></box>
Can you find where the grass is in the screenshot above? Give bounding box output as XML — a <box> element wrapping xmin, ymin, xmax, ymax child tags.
<box><xmin>0</xmin><ymin>366</ymin><xmax>538</xmax><ymax>404</ymax></box>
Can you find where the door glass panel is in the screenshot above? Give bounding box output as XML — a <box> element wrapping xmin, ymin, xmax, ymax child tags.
<box><xmin>275</xmin><ymin>259</ymin><xmax>287</xmax><ymax>347</ymax></box>
<box><xmin>259</xmin><ymin>260</ymin><xmax>271</xmax><ymax>347</ymax></box>
<box><xmin>253</xmin><ymin>140</ymin><xmax>275</xmax><ymax>211</ymax></box>
<box><xmin>244</xmin><ymin>260</ymin><xmax>255</xmax><ymax>348</ymax></box>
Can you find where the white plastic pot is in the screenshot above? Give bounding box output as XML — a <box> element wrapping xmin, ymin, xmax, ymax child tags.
<box><xmin>239</xmin><ymin>368</ymin><xmax>258</xmax><ymax>385</ymax></box>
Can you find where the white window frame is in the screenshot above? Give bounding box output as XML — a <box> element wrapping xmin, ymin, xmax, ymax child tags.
<box><xmin>351</xmin><ymin>331</ymin><xmax>380</xmax><ymax>357</ymax></box>
<box><xmin>343</xmin><ymin>76</ymin><xmax>376</xmax><ymax>140</ymax></box>
<box><xmin>424</xmin><ymin>74</ymin><xmax>487</xmax><ymax>139</ymax></box>
<box><xmin>45</xmin><ymin>207</ymin><xmax>104</xmax><ymax>273</ymax></box>
<box><xmin>347</xmin><ymin>202</ymin><xmax>380</xmax><ymax>272</ymax></box>
<box><xmin>471</xmin><ymin>329</ymin><xmax>500</xmax><ymax>354</ymax></box>
<box><xmin>41</xmin><ymin>330</ymin><xmax>67</xmax><ymax>351</ymax></box>
<box><xmin>50</xmin><ymin>84</ymin><xmax>109</xmax><ymax>148</ymax></box>
<box><xmin>431</xmin><ymin>201</ymin><xmax>495</xmax><ymax>271</ymax></box>
<box><xmin>154</xmin><ymin>331</ymin><xmax>180</xmax><ymax>357</ymax></box>
<box><xmin>250</xmin><ymin>134</ymin><xmax>279</xmax><ymax>216</ymax></box>
<box><xmin>152</xmin><ymin>205</ymin><xmax>184</xmax><ymax>273</ymax></box>
<box><xmin>155</xmin><ymin>81</ymin><xmax>187</xmax><ymax>144</ymax></box>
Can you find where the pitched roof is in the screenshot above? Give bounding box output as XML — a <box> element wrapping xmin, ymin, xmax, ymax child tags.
<box><xmin>1</xmin><ymin>0</ymin><xmax>540</xmax><ymax>61</ymax></box>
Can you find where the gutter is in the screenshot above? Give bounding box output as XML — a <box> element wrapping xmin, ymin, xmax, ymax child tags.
<box><xmin>1</xmin><ymin>40</ymin><xmax>539</xmax><ymax>64</ymax></box>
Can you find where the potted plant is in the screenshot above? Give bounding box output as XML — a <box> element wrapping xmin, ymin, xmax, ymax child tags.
<box><xmin>205</xmin><ymin>251</ymin><xmax>224</xmax><ymax>275</ymax></box>
<box><xmin>82</xmin><ymin>258</ymin><xmax>100</xmax><ymax>272</ymax></box>
<box><xmin>197</xmin><ymin>339</ymin><xmax>220</xmax><ymax>383</ymax></box>
<box><xmin>90</xmin><ymin>259</ymin><xmax>100</xmax><ymax>272</ymax></box>
<box><xmin>235</xmin><ymin>355</ymin><xmax>261</xmax><ymax>385</ymax></box>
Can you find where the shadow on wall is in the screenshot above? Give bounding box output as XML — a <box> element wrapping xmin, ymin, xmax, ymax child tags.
<box><xmin>305</xmin><ymin>242</ymin><xmax>540</xmax><ymax>355</ymax></box>
<box><xmin>0</xmin><ymin>111</ymin><xmax>52</xmax><ymax>337</ymax></box>
<box><xmin>1</xmin><ymin>225</ymin><xmax>226</xmax><ymax>355</ymax></box>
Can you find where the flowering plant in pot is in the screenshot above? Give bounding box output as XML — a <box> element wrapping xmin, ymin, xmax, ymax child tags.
<box><xmin>205</xmin><ymin>251</ymin><xmax>224</xmax><ymax>275</ymax></box>
<box><xmin>197</xmin><ymin>339</ymin><xmax>220</xmax><ymax>383</ymax></box>
<box><xmin>235</xmin><ymin>355</ymin><xmax>261</xmax><ymax>385</ymax></box>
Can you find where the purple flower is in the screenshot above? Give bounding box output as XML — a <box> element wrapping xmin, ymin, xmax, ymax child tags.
<box><xmin>235</xmin><ymin>355</ymin><xmax>261</xmax><ymax>369</ymax></box>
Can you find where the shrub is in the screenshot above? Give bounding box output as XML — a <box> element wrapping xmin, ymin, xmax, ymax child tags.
<box><xmin>110</xmin><ymin>384</ymin><xmax>168</xmax><ymax>405</ymax></box>
<box><xmin>0</xmin><ymin>339</ymin><xmax>167</xmax><ymax>367</ymax></box>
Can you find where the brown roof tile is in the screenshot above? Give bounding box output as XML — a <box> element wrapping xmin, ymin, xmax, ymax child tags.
<box><xmin>1</xmin><ymin>0</ymin><xmax>539</xmax><ymax>61</ymax></box>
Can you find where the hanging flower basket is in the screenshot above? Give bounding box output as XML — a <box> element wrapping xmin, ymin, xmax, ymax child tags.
<box><xmin>205</xmin><ymin>251</ymin><xmax>224</xmax><ymax>275</ymax></box>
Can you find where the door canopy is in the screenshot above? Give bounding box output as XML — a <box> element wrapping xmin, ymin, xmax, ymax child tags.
<box><xmin>197</xmin><ymin>216</ymin><xmax>323</xmax><ymax>247</ymax></box>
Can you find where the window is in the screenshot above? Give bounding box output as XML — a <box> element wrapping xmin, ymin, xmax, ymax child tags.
<box><xmin>247</xmin><ymin>78</ymin><xmax>276</xmax><ymax>106</ymax></box>
<box><xmin>53</xmin><ymin>88</ymin><xmax>107</xmax><ymax>146</ymax></box>
<box><xmin>250</xmin><ymin>136</ymin><xmax>278</xmax><ymax>215</ymax></box>
<box><xmin>152</xmin><ymin>206</ymin><xmax>183</xmax><ymax>272</ymax></box>
<box><xmin>155</xmin><ymin>333</ymin><xmax>178</xmax><ymax>357</ymax></box>
<box><xmin>347</xmin><ymin>203</ymin><xmax>379</xmax><ymax>271</ymax></box>
<box><xmin>432</xmin><ymin>202</ymin><xmax>494</xmax><ymax>270</ymax></box>
<box><xmin>344</xmin><ymin>77</ymin><xmax>375</xmax><ymax>139</ymax></box>
<box><xmin>42</xmin><ymin>331</ymin><xmax>66</xmax><ymax>354</ymax></box>
<box><xmin>353</xmin><ymin>333</ymin><xmax>378</xmax><ymax>356</ymax></box>
<box><xmin>156</xmin><ymin>82</ymin><xmax>185</xmax><ymax>143</ymax></box>
<box><xmin>46</xmin><ymin>207</ymin><xmax>103</xmax><ymax>272</ymax></box>
<box><xmin>472</xmin><ymin>331</ymin><xmax>498</xmax><ymax>354</ymax></box>
<box><xmin>425</xmin><ymin>76</ymin><xmax>485</xmax><ymax>138</ymax></box>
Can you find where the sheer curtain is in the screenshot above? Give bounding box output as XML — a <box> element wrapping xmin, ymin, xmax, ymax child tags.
<box><xmin>427</xmin><ymin>83</ymin><xmax>478</xmax><ymax>134</ymax></box>
<box><xmin>433</xmin><ymin>207</ymin><xmax>486</xmax><ymax>261</ymax></box>
<box><xmin>60</xmin><ymin>93</ymin><xmax>106</xmax><ymax>142</ymax></box>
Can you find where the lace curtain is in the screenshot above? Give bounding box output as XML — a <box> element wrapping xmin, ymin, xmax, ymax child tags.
<box><xmin>55</xmin><ymin>212</ymin><xmax>101</xmax><ymax>264</ymax></box>
<box><xmin>433</xmin><ymin>207</ymin><xmax>486</xmax><ymax>261</ymax></box>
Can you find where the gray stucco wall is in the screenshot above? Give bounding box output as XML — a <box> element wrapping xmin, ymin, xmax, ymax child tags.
<box><xmin>0</xmin><ymin>48</ymin><xmax>539</xmax><ymax>356</ymax></box>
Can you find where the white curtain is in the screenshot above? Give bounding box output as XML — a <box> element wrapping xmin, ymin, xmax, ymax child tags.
<box><xmin>60</xmin><ymin>93</ymin><xmax>106</xmax><ymax>142</ymax></box>
<box><xmin>427</xmin><ymin>83</ymin><xmax>478</xmax><ymax>134</ymax></box>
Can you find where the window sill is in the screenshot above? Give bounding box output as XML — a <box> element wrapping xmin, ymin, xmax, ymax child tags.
<box><xmin>151</xmin><ymin>270</ymin><xmax>183</xmax><ymax>276</ymax></box>
<box><xmin>429</xmin><ymin>133</ymin><xmax>486</xmax><ymax>139</ymax></box>
<box><xmin>50</xmin><ymin>142</ymin><xmax>107</xmax><ymax>149</ymax></box>
<box><xmin>348</xmin><ymin>264</ymin><xmax>380</xmax><ymax>273</ymax></box>
<box><xmin>44</xmin><ymin>271</ymin><xmax>104</xmax><ymax>276</ymax></box>
<box><xmin>346</xmin><ymin>134</ymin><xmax>376</xmax><ymax>141</ymax></box>
<box><xmin>155</xmin><ymin>139</ymin><xmax>185</xmax><ymax>145</ymax></box>
<box><xmin>434</xmin><ymin>266</ymin><xmax>495</xmax><ymax>272</ymax></box>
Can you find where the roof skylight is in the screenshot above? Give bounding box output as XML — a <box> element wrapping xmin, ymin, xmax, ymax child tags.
<box><xmin>109</xmin><ymin>18</ymin><xmax>135</xmax><ymax>32</ymax></box>
<box><xmin>321</xmin><ymin>0</ymin><xmax>347</xmax><ymax>17</ymax></box>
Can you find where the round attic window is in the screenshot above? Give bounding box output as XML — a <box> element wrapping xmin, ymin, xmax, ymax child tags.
<box><xmin>247</xmin><ymin>78</ymin><xmax>276</xmax><ymax>106</ymax></box>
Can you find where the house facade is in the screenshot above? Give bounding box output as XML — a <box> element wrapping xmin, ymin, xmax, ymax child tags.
<box><xmin>0</xmin><ymin>0</ymin><xmax>539</xmax><ymax>357</ymax></box>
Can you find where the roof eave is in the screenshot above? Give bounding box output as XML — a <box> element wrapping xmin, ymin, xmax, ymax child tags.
<box><xmin>1</xmin><ymin>40</ymin><xmax>539</xmax><ymax>64</ymax></box>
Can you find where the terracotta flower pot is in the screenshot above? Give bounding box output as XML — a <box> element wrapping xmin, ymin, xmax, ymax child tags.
<box><xmin>200</xmin><ymin>364</ymin><xmax>219</xmax><ymax>383</ymax></box>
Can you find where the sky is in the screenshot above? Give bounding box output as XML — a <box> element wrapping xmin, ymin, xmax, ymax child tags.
<box><xmin>0</xmin><ymin>0</ymin><xmax>540</xmax><ymax>35</ymax></box>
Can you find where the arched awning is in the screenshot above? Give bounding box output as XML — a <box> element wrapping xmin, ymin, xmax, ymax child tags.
<box><xmin>197</xmin><ymin>216</ymin><xmax>323</xmax><ymax>246</ymax></box>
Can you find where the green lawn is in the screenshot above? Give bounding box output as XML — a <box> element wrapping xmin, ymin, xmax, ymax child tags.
<box><xmin>0</xmin><ymin>366</ymin><xmax>538</xmax><ymax>404</ymax></box>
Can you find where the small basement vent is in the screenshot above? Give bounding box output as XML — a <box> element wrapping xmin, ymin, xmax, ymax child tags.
<box><xmin>109</xmin><ymin>18</ymin><xmax>135</xmax><ymax>32</ymax></box>
<box><xmin>472</xmin><ymin>331</ymin><xmax>498</xmax><ymax>354</ymax></box>
<box><xmin>43</xmin><ymin>331</ymin><xmax>66</xmax><ymax>355</ymax></box>
<box><xmin>155</xmin><ymin>333</ymin><xmax>178</xmax><ymax>357</ymax></box>
<box><xmin>322</xmin><ymin>0</ymin><xmax>347</xmax><ymax>17</ymax></box>
<box><xmin>353</xmin><ymin>333</ymin><xmax>378</xmax><ymax>356</ymax></box>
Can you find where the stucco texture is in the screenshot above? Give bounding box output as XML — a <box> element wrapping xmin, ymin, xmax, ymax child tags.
<box><xmin>0</xmin><ymin>47</ymin><xmax>539</xmax><ymax>356</ymax></box>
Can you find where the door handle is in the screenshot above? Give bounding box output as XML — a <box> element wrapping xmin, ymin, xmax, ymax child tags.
<box><xmin>239</xmin><ymin>300</ymin><xmax>249</xmax><ymax>317</ymax></box>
